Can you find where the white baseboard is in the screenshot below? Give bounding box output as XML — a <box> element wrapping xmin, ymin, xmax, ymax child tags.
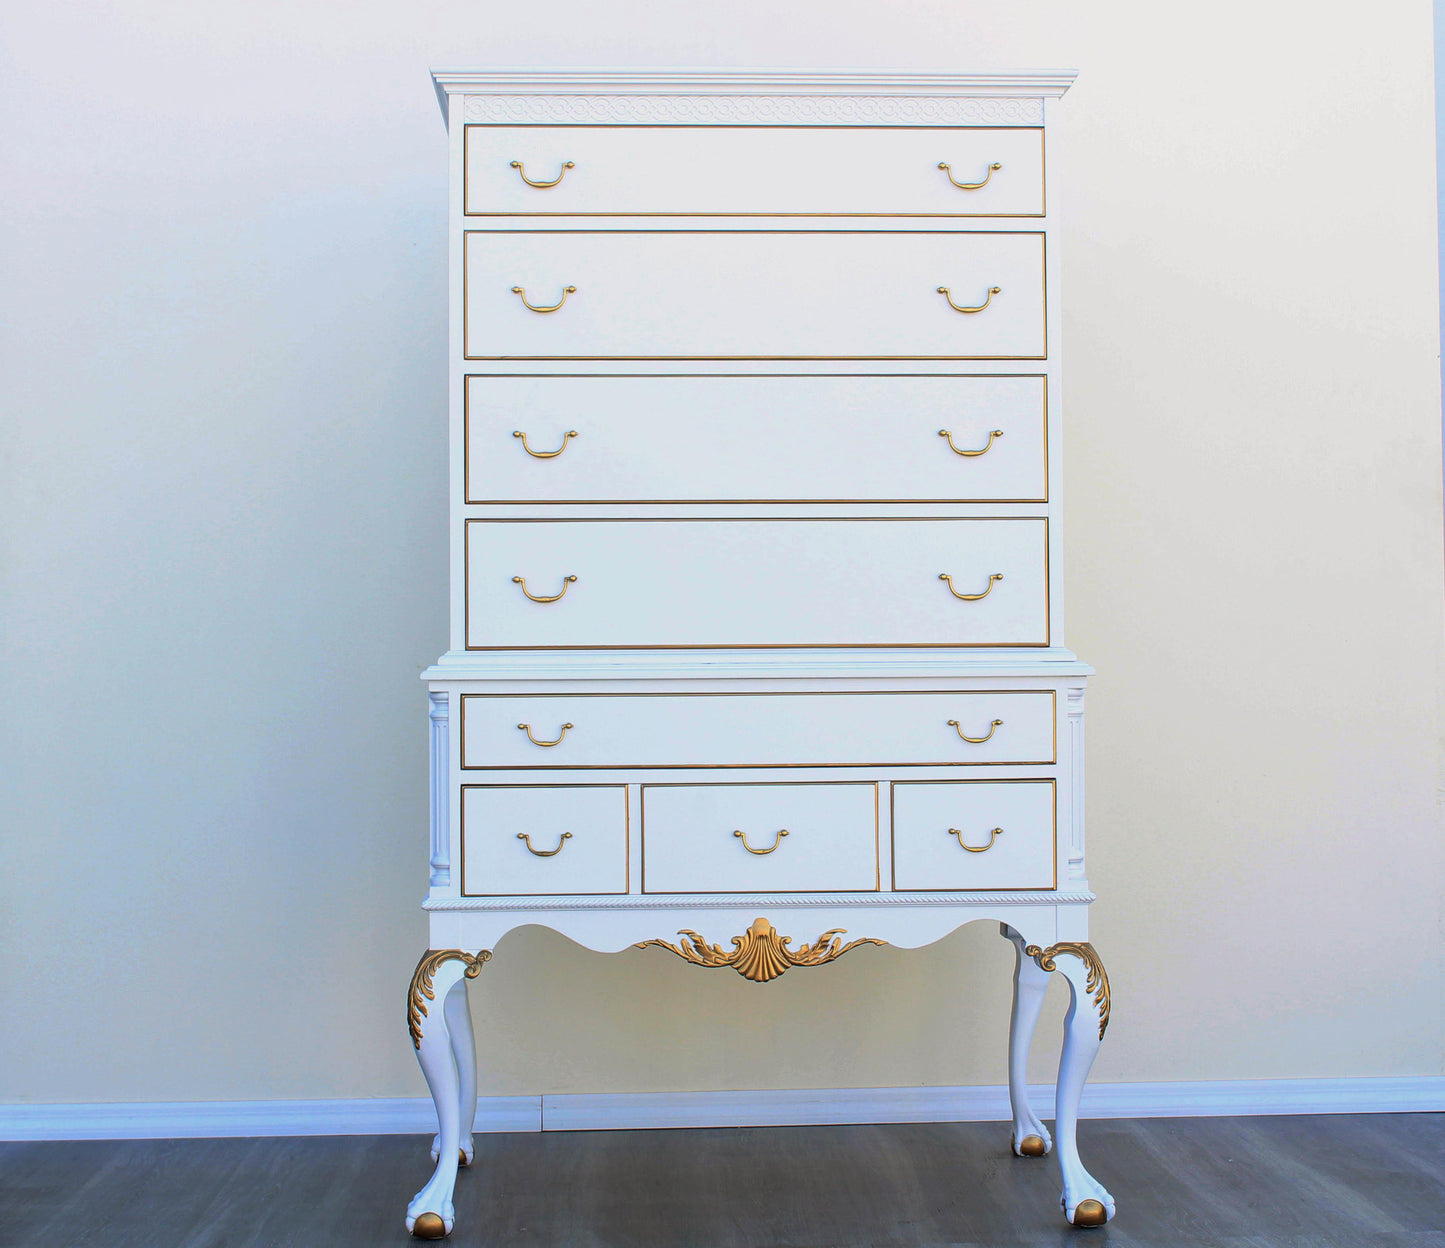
<box><xmin>3</xmin><ymin>1077</ymin><xmax>1441</xmax><ymax>1141</ymax></box>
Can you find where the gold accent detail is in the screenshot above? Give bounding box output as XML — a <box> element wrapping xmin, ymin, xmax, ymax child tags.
<box><xmin>938</xmin><ymin>285</ymin><xmax>1001</xmax><ymax>314</ymax></box>
<box><xmin>948</xmin><ymin>717</ymin><xmax>1003</xmax><ymax>743</ymax></box>
<box><xmin>939</xmin><ymin>427</ymin><xmax>1003</xmax><ymax>457</ymax></box>
<box><xmin>458</xmin><ymin>1149</ymin><xmax>469</xmax><ymax>1167</ymax></box>
<box><xmin>510</xmin><ymin>284</ymin><xmax>576</xmax><ymax>313</ymax></box>
<box><xmin>938</xmin><ymin>160</ymin><xmax>1002</xmax><ymax>190</ymax></box>
<box><xmin>407</xmin><ymin>949</ymin><xmax>491</xmax><ymax>1049</ymax></box>
<box><xmin>638</xmin><ymin>917</ymin><xmax>884</xmax><ymax>982</ymax></box>
<box><xmin>1025</xmin><ymin>941</ymin><xmax>1111</xmax><ymax>1040</ymax></box>
<box><xmin>948</xmin><ymin>825</ymin><xmax>1003</xmax><ymax>853</ymax></box>
<box><xmin>509</xmin><ymin>158</ymin><xmax>574</xmax><ymax>188</ymax></box>
<box><xmin>513</xmin><ymin>429</ymin><xmax>577</xmax><ymax>458</ymax></box>
<box><xmin>512</xmin><ymin>574</ymin><xmax>577</xmax><ymax>603</ymax></box>
<box><xmin>518</xmin><ymin>830</ymin><xmax>572</xmax><ymax>856</ymax></box>
<box><xmin>1072</xmin><ymin>1199</ymin><xmax>1109</xmax><ymax>1228</ymax></box>
<box><xmin>411</xmin><ymin>1211</ymin><xmax>448</xmax><ymax>1239</ymax></box>
<box><xmin>1017</xmin><ymin>1134</ymin><xmax>1047</xmax><ymax>1157</ymax></box>
<box><xmin>940</xmin><ymin>571</ymin><xmax>1003</xmax><ymax>601</ymax></box>
<box><xmin>733</xmin><ymin>827</ymin><xmax>788</xmax><ymax>855</ymax></box>
<box><xmin>517</xmin><ymin>721</ymin><xmax>573</xmax><ymax>746</ymax></box>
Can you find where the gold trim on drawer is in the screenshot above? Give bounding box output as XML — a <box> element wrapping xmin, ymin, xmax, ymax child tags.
<box><xmin>463</xmin><ymin>125</ymin><xmax>1046</xmax><ymax>218</ymax></box>
<box><xmin>465</xmin><ymin>373</ymin><xmax>1048</xmax><ymax>506</ymax></box>
<box><xmin>889</xmin><ymin>778</ymin><xmax>1057</xmax><ymax>892</ymax></box>
<box><xmin>459</xmin><ymin>689</ymin><xmax>1057</xmax><ymax>770</ymax></box>
<box><xmin>463</xmin><ymin>516</ymin><xmax>1050</xmax><ymax>651</ymax></box>
<box><xmin>640</xmin><ymin>780</ymin><xmax>881</xmax><ymax>894</ymax></box>
<box><xmin>462</xmin><ymin>230</ymin><xmax>1047</xmax><ymax>361</ymax></box>
<box><xmin>460</xmin><ymin>783</ymin><xmax>630</xmax><ymax>897</ymax></box>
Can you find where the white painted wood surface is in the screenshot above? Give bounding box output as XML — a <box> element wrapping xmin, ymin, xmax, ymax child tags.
<box><xmin>892</xmin><ymin>780</ymin><xmax>1056</xmax><ymax>890</ymax></box>
<box><xmin>464</xmin><ymin>125</ymin><xmax>1045</xmax><ymax>217</ymax></box>
<box><xmin>460</xmin><ymin>785</ymin><xmax>629</xmax><ymax>895</ymax></box>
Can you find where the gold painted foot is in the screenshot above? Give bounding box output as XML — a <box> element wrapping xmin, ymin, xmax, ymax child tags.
<box><xmin>411</xmin><ymin>1211</ymin><xmax>448</xmax><ymax>1239</ymax></box>
<box><xmin>458</xmin><ymin>1148</ymin><xmax>469</xmax><ymax>1168</ymax></box>
<box><xmin>1016</xmin><ymin>1133</ymin><xmax>1048</xmax><ymax>1158</ymax></box>
<box><xmin>1071</xmin><ymin>1199</ymin><xmax>1109</xmax><ymax>1228</ymax></box>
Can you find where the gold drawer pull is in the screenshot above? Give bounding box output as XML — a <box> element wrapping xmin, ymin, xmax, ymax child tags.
<box><xmin>940</xmin><ymin>572</ymin><xmax>1003</xmax><ymax>601</ymax></box>
<box><xmin>939</xmin><ymin>428</ymin><xmax>1003</xmax><ymax>458</ymax></box>
<box><xmin>510</xmin><ymin>159</ymin><xmax>574</xmax><ymax>188</ymax></box>
<box><xmin>513</xmin><ymin>574</ymin><xmax>576</xmax><ymax>603</ymax></box>
<box><xmin>938</xmin><ymin>160</ymin><xmax>1002</xmax><ymax>191</ymax></box>
<box><xmin>948</xmin><ymin>717</ymin><xmax>1003</xmax><ymax>744</ymax></box>
<box><xmin>518</xmin><ymin>831</ymin><xmax>573</xmax><ymax>856</ymax></box>
<box><xmin>948</xmin><ymin>826</ymin><xmax>1004</xmax><ymax>853</ymax></box>
<box><xmin>734</xmin><ymin>828</ymin><xmax>788</xmax><ymax>855</ymax></box>
<box><xmin>514</xmin><ymin>429</ymin><xmax>578</xmax><ymax>459</ymax></box>
<box><xmin>938</xmin><ymin>285</ymin><xmax>1001</xmax><ymax>314</ymax></box>
<box><xmin>517</xmin><ymin>722</ymin><xmax>573</xmax><ymax>747</ymax></box>
<box><xmin>511</xmin><ymin>285</ymin><xmax>576</xmax><ymax>314</ymax></box>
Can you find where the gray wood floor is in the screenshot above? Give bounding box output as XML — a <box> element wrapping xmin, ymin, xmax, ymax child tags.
<box><xmin>2</xmin><ymin>1114</ymin><xmax>1442</xmax><ymax>1247</ymax></box>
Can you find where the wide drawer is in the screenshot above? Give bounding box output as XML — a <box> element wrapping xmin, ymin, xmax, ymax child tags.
<box><xmin>465</xmin><ymin>126</ymin><xmax>1045</xmax><ymax>217</ymax></box>
<box><xmin>461</xmin><ymin>690</ymin><xmax>1055</xmax><ymax>769</ymax></box>
<box><xmin>460</xmin><ymin>785</ymin><xmax>628</xmax><ymax>895</ymax></box>
<box><xmin>891</xmin><ymin>780</ymin><xmax>1055</xmax><ymax>890</ymax></box>
<box><xmin>641</xmin><ymin>783</ymin><xmax>879</xmax><ymax>893</ymax></box>
<box><xmin>467</xmin><ymin>374</ymin><xmax>1047</xmax><ymax>504</ymax></box>
<box><xmin>465</xmin><ymin>517</ymin><xmax>1049</xmax><ymax>649</ymax></box>
<box><xmin>464</xmin><ymin>231</ymin><xmax>1045</xmax><ymax>359</ymax></box>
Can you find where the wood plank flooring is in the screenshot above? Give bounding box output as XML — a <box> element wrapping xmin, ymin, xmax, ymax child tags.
<box><xmin>2</xmin><ymin>1114</ymin><xmax>1442</xmax><ymax>1247</ymax></box>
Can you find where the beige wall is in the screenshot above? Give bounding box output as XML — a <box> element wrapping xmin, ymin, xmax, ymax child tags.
<box><xmin>2</xmin><ymin>0</ymin><xmax>1441</xmax><ymax>1106</ymax></box>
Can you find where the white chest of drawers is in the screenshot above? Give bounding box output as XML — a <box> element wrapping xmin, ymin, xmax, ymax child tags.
<box><xmin>408</xmin><ymin>69</ymin><xmax>1115</xmax><ymax>1239</ymax></box>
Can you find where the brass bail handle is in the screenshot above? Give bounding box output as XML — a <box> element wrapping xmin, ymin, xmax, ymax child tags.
<box><xmin>948</xmin><ymin>718</ymin><xmax>1003</xmax><ymax>744</ymax></box>
<box><xmin>734</xmin><ymin>828</ymin><xmax>789</xmax><ymax>855</ymax></box>
<box><xmin>939</xmin><ymin>572</ymin><xmax>1003</xmax><ymax>602</ymax></box>
<box><xmin>511</xmin><ymin>285</ymin><xmax>576</xmax><ymax>314</ymax></box>
<box><xmin>938</xmin><ymin>160</ymin><xmax>1002</xmax><ymax>191</ymax></box>
<box><xmin>517</xmin><ymin>722</ymin><xmax>573</xmax><ymax>747</ymax></box>
<box><xmin>510</xmin><ymin>159</ymin><xmax>575</xmax><ymax>189</ymax></box>
<box><xmin>513</xmin><ymin>574</ymin><xmax>577</xmax><ymax>603</ymax></box>
<box><xmin>937</xmin><ymin>285</ymin><xmax>1001</xmax><ymax>314</ymax></box>
<box><xmin>948</xmin><ymin>826</ymin><xmax>1004</xmax><ymax>853</ymax></box>
<box><xmin>514</xmin><ymin>430</ymin><xmax>578</xmax><ymax>459</ymax></box>
<box><xmin>939</xmin><ymin>428</ymin><xmax>1003</xmax><ymax>457</ymax></box>
<box><xmin>518</xmin><ymin>831</ymin><xmax>573</xmax><ymax>857</ymax></box>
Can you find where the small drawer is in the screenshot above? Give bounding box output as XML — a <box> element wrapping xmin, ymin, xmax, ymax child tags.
<box><xmin>463</xmin><ymin>230</ymin><xmax>1045</xmax><ymax>360</ymax></box>
<box><xmin>891</xmin><ymin>780</ymin><xmax>1055</xmax><ymax>891</ymax></box>
<box><xmin>461</xmin><ymin>690</ymin><xmax>1056</xmax><ymax>769</ymax></box>
<box><xmin>466</xmin><ymin>374</ymin><xmax>1047</xmax><ymax>504</ymax></box>
<box><xmin>466</xmin><ymin>517</ymin><xmax>1048</xmax><ymax>649</ymax></box>
<box><xmin>641</xmin><ymin>783</ymin><xmax>879</xmax><ymax>893</ymax></box>
<box><xmin>465</xmin><ymin>126</ymin><xmax>1045</xmax><ymax>217</ymax></box>
<box><xmin>460</xmin><ymin>785</ymin><xmax>628</xmax><ymax>896</ymax></box>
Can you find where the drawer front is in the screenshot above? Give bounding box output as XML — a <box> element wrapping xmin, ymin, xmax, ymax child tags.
<box><xmin>462</xmin><ymin>690</ymin><xmax>1055</xmax><ymax>769</ymax></box>
<box><xmin>460</xmin><ymin>785</ymin><xmax>628</xmax><ymax>895</ymax></box>
<box><xmin>467</xmin><ymin>375</ymin><xmax>1046</xmax><ymax>504</ymax></box>
<box><xmin>891</xmin><ymin>780</ymin><xmax>1055</xmax><ymax>890</ymax></box>
<box><xmin>641</xmin><ymin>783</ymin><xmax>879</xmax><ymax>893</ymax></box>
<box><xmin>466</xmin><ymin>126</ymin><xmax>1045</xmax><ymax>217</ymax></box>
<box><xmin>466</xmin><ymin>517</ymin><xmax>1048</xmax><ymax>649</ymax></box>
<box><xmin>464</xmin><ymin>231</ymin><xmax>1045</xmax><ymax>359</ymax></box>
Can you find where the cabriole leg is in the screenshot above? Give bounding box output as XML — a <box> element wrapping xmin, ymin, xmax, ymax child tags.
<box><xmin>430</xmin><ymin>979</ymin><xmax>478</xmax><ymax>1169</ymax></box>
<box><xmin>406</xmin><ymin>948</ymin><xmax>491</xmax><ymax>1239</ymax></box>
<box><xmin>1000</xmin><ymin>923</ymin><xmax>1052</xmax><ymax>1158</ymax></box>
<box><xmin>1027</xmin><ymin>941</ymin><xmax>1115</xmax><ymax>1228</ymax></box>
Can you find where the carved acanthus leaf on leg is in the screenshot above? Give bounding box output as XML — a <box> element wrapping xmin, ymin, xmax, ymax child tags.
<box><xmin>408</xmin><ymin>948</ymin><xmax>492</xmax><ymax>1049</ymax></box>
<box><xmin>1025</xmin><ymin>940</ymin><xmax>1110</xmax><ymax>1039</ymax></box>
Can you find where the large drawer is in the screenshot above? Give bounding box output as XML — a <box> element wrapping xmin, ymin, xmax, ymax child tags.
<box><xmin>465</xmin><ymin>517</ymin><xmax>1049</xmax><ymax>649</ymax></box>
<box><xmin>465</xmin><ymin>126</ymin><xmax>1045</xmax><ymax>217</ymax></box>
<box><xmin>460</xmin><ymin>784</ymin><xmax>628</xmax><ymax>895</ymax></box>
<box><xmin>461</xmin><ymin>690</ymin><xmax>1056</xmax><ymax>769</ymax></box>
<box><xmin>891</xmin><ymin>780</ymin><xmax>1055</xmax><ymax>890</ymax></box>
<box><xmin>464</xmin><ymin>231</ymin><xmax>1045</xmax><ymax>359</ymax></box>
<box><xmin>467</xmin><ymin>374</ymin><xmax>1047</xmax><ymax>504</ymax></box>
<box><xmin>641</xmin><ymin>782</ymin><xmax>879</xmax><ymax>893</ymax></box>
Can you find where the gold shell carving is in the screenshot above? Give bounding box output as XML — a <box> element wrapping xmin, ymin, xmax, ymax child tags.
<box><xmin>1025</xmin><ymin>940</ymin><xmax>1111</xmax><ymax>1039</ymax></box>
<box><xmin>407</xmin><ymin>948</ymin><xmax>492</xmax><ymax>1049</ymax></box>
<box><xmin>638</xmin><ymin>917</ymin><xmax>885</xmax><ymax>982</ymax></box>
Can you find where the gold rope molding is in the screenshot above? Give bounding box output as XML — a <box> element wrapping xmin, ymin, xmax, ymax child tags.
<box><xmin>638</xmin><ymin>917</ymin><xmax>885</xmax><ymax>982</ymax></box>
<box><xmin>407</xmin><ymin>948</ymin><xmax>492</xmax><ymax>1048</ymax></box>
<box><xmin>1025</xmin><ymin>940</ymin><xmax>1111</xmax><ymax>1039</ymax></box>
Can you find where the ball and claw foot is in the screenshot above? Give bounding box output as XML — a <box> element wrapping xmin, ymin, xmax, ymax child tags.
<box><xmin>1015</xmin><ymin>1132</ymin><xmax>1050</xmax><ymax>1157</ymax></box>
<box><xmin>409</xmin><ymin>1211</ymin><xmax>449</xmax><ymax>1239</ymax></box>
<box><xmin>430</xmin><ymin>1133</ymin><xmax>473</xmax><ymax>1167</ymax></box>
<box><xmin>1063</xmin><ymin>1186</ymin><xmax>1116</xmax><ymax>1228</ymax></box>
